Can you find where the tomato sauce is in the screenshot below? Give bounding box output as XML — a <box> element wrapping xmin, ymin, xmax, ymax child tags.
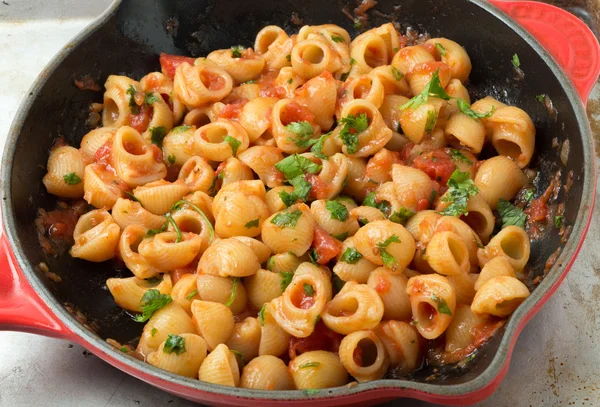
<box><xmin>288</xmin><ymin>321</ymin><xmax>343</xmax><ymax>359</ymax></box>
<box><xmin>374</xmin><ymin>274</ymin><xmax>392</xmax><ymax>294</ymax></box>
<box><xmin>353</xmin><ymin>346</ymin><xmax>364</xmax><ymax>366</ymax></box>
<box><xmin>130</xmin><ymin>104</ymin><xmax>153</xmax><ymax>133</ymax></box>
<box><xmin>218</xmin><ymin>98</ymin><xmax>248</xmax><ymax>120</ymax></box>
<box><xmin>201</xmin><ymin>70</ymin><xmax>226</xmax><ymax>91</ymax></box>
<box><xmin>312</xmin><ymin>225</ymin><xmax>342</xmax><ymax>265</ymax></box>
<box><xmin>291</xmin><ymin>288</ymin><xmax>316</xmax><ymax>309</ymax></box>
<box><xmin>159</xmin><ymin>53</ymin><xmax>196</xmax><ymax>79</ymax></box>
<box><xmin>279</xmin><ymin>101</ymin><xmax>314</xmax><ymax>125</ymax></box>
<box><xmin>36</xmin><ymin>201</ymin><xmax>88</xmax><ymax>255</ymax></box>
<box><xmin>305</xmin><ymin>173</ymin><xmax>330</xmax><ymax>200</ymax></box>
<box><xmin>412</xmin><ymin>150</ymin><xmax>455</xmax><ymax>185</ymax></box>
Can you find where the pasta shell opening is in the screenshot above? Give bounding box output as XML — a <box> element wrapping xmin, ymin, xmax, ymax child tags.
<box><xmin>416</xmin><ymin>301</ymin><xmax>438</xmax><ymax>330</ymax></box>
<box><xmin>355</xmin><ymin>337</ymin><xmax>379</xmax><ymax>367</ymax></box>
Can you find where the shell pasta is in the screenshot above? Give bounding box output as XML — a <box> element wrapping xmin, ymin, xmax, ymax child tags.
<box><xmin>41</xmin><ymin>21</ymin><xmax>543</xmax><ymax>391</ymax></box>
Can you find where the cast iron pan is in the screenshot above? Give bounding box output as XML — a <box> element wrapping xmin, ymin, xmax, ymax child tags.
<box><xmin>0</xmin><ymin>0</ymin><xmax>598</xmax><ymax>405</ymax></box>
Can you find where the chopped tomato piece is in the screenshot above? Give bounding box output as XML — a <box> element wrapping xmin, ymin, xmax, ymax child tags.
<box><xmin>289</xmin><ymin>321</ymin><xmax>344</xmax><ymax>359</ymax></box>
<box><xmin>412</xmin><ymin>150</ymin><xmax>456</xmax><ymax>185</ymax></box>
<box><xmin>95</xmin><ymin>139</ymin><xmax>112</xmax><ymax>167</ymax></box>
<box><xmin>291</xmin><ymin>288</ymin><xmax>316</xmax><ymax>309</ymax></box>
<box><xmin>312</xmin><ymin>225</ymin><xmax>342</xmax><ymax>265</ymax></box>
<box><xmin>305</xmin><ymin>173</ymin><xmax>330</xmax><ymax>200</ymax></box>
<box><xmin>130</xmin><ymin>104</ymin><xmax>153</xmax><ymax>133</ymax></box>
<box><xmin>218</xmin><ymin>99</ymin><xmax>248</xmax><ymax>119</ymax></box>
<box><xmin>201</xmin><ymin>70</ymin><xmax>226</xmax><ymax>91</ymax></box>
<box><xmin>374</xmin><ymin>274</ymin><xmax>392</xmax><ymax>294</ymax></box>
<box><xmin>159</xmin><ymin>53</ymin><xmax>196</xmax><ymax>79</ymax></box>
<box><xmin>526</xmin><ymin>197</ymin><xmax>548</xmax><ymax>222</ymax></box>
<box><xmin>160</xmin><ymin>93</ymin><xmax>173</xmax><ymax>110</ymax></box>
<box><xmin>279</xmin><ymin>101</ymin><xmax>314</xmax><ymax>125</ymax></box>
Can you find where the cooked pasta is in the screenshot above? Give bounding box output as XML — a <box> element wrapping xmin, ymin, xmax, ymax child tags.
<box><xmin>41</xmin><ymin>23</ymin><xmax>542</xmax><ymax>390</ymax></box>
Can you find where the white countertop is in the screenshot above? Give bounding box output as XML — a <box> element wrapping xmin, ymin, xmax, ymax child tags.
<box><xmin>1</xmin><ymin>2</ymin><xmax>599</xmax><ymax>406</ymax></box>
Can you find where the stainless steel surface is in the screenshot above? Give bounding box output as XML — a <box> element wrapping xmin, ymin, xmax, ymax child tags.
<box><xmin>1</xmin><ymin>2</ymin><xmax>599</xmax><ymax>406</ymax></box>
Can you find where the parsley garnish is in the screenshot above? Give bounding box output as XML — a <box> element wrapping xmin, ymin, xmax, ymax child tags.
<box><xmin>244</xmin><ymin>79</ymin><xmax>256</xmax><ymax>84</ymax></box>
<box><xmin>146</xmin><ymin>276</ymin><xmax>163</xmax><ymax>284</ymax></box>
<box><xmin>230</xmin><ymin>349</ymin><xmax>245</xmax><ymax>367</ymax></box>
<box><xmin>340</xmin><ymin>247</ymin><xmax>363</xmax><ymax>264</ymax></box>
<box><xmin>377</xmin><ymin>235</ymin><xmax>401</xmax><ymax>268</ymax></box>
<box><xmin>133</xmin><ymin>289</ymin><xmax>172</xmax><ymax>322</ymax></box>
<box><xmin>126</xmin><ymin>85</ymin><xmax>139</xmax><ymax>114</ymax></box>
<box><xmin>554</xmin><ymin>215</ymin><xmax>564</xmax><ymax>228</ymax></box>
<box><xmin>275</xmin><ymin>154</ymin><xmax>321</xmax><ymax>206</ymax></box>
<box><xmin>512</xmin><ymin>53</ymin><xmax>521</xmax><ymax>68</ymax></box>
<box><xmin>425</xmin><ymin>109</ymin><xmax>437</xmax><ymax>133</ymax></box>
<box><xmin>310</xmin><ymin>133</ymin><xmax>330</xmax><ymax>159</ymax></box>
<box><xmin>224</xmin><ymin>135</ymin><xmax>241</xmax><ymax>157</ymax></box>
<box><xmin>497</xmin><ymin>198</ymin><xmax>527</xmax><ymax>229</ymax></box>
<box><xmin>231</xmin><ymin>45</ymin><xmax>244</xmax><ymax>58</ymax></box>
<box><xmin>432</xmin><ymin>294</ymin><xmax>452</xmax><ymax>315</ymax></box>
<box><xmin>168</xmin><ymin>154</ymin><xmax>176</xmax><ymax>164</ymax></box>
<box><xmin>303</xmin><ymin>283</ymin><xmax>315</xmax><ymax>296</ymax></box>
<box><xmin>145</xmin><ymin>222</ymin><xmax>168</xmax><ymax>238</ymax></box>
<box><xmin>165</xmin><ymin>213</ymin><xmax>182</xmax><ymax>242</ymax></box>
<box><xmin>124</xmin><ymin>191</ymin><xmax>139</xmax><ymax>202</ymax></box>
<box><xmin>151</xmin><ymin>327</ymin><xmax>157</xmax><ymax>336</ymax></box>
<box><xmin>332</xmin><ymin>275</ymin><xmax>345</xmax><ymax>293</ymax></box>
<box><xmin>271</xmin><ymin>209</ymin><xmax>303</xmax><ymax>228</ymax></box>
<box><xmin>350</xmin><ymin>58</ymin><xmax>357</xmax><ymax>65</ymax></box>
<box><xmin>308</xmin><ymin>248</ymin><xmax>319</xmax><ymax>265</ymax></box>
<box><xmin>224</xmin><ymin>278</ymin><xmax>240</xmax><ymax>307</ymax></box>
<box><xmin>150</xmin><ymin>126</ymin><xmax>167</xmax><ymax>148</ymax></box>
<box><xmin>280</xmin><ymin>271</ymin><xmax>294</xmax><ymax>292</ymax></box>
<box><xmin>353</xmin><ymin>19</ymin><xmax>362</xmax><ymax>29</ymax></box>
<box><xmin>400</xmin><ymin>69</ymin><xmax>451</xmax><ymax>110</ymax></box>
<box><xmin>363</xmin><ymin>192</ymin><xmax>391</xmax><ymax>215</ymax></box>
<box><xmin>163</xmin><ymin>334</ymin><xmax>186</xmax><ymax>355</ymax></box>
<box><xmin>523</xmin><ymin>189</ymin><xmax>535</xmax><ymax>203</ymax></box>
<box><xmin>299</xmin><ymin>362</ymin><xmax>320</xmax><ymax>368</ymax></box>
<box><xmin>326</xmin><ymin>200</ymin><xmax>349</xmax><ymax>221</ymax></box>
<box><xmin>332</xmin><ymin>232</ymin><xmax>348</xmax><ymax>241</ymax></box>
<box><xmin>331</xmin><ymin>35</ymin><xmax>344</xmax><ymax>43</ymax></box>
<box><xmin>440</xmin><ymin>170</ymin><xmax>479</xmax><ymax>217</ymax></box>
<box><xmin>536</xmin><ymin>94</ymin><xmax>546</xmax><ymax>103</ymax></box>
<box><xmin>285</xmin><ymin>121</ymin><xmax>315</xmax><ymax>148</ymax></box>
<box><xmin>391</xmin><ymin>66</ymin><xmax>403</xmax><ymax>81</ymax></box>
<box><xmin>340</xmin><ymin>72</ymin><xmax>350</xmax><ymax>82</ymax></box>
<box><xmin>258</xmin><ymin>304</ymin><xmax>267</xmax><ymax>326</ymax></box>
<box><xmin>63</xmin><ymin>172</ymin><xmax>81</xmax><ymax>185</ymax></box>
<box><xmin>186</xmin><ymin>290</ymin><xmax>198</xmax><ymax>301</ymax></box>
<box><xmin>144</xmin><ymin>92</ymin><xmax>159</xmax><ymax>105</ymax></box>
<box><xmin>244</xmin><ymin>218</ymin><xmax>260</xmax><ymax>229</ymax></box>
<box><xmin>287</xmin><ymin>78</ymin><xmax>293</xmax><ymax>84</ymax></box>
<box><xmin>172</xmin><ymin>125</ymin><xmax>192</xmax><ymax>133</ymax></box>
<box><xmin>389</xmin><ymin>207</ymin><xmax>415</xmax><ymax>224</ymax></box>
<box><xmin>449</xmin><ymin>149</ymin><xmax>473</xmax><ymax>165</ymax></box>
<box><xmin>120</xmin><ymin>347</ymin><xmax>128</xmax><ymax>353</ymax></box>
<box><xmin>435</xmin><ymin>43</ymin><xmax>447</xmax><ymax>57</ymax></box>
<box><xmin>457</xmin><ymin>99</ymin><xmax>495</xmax><ymax>120</ymax></box>
<box><xmin>170</xmin><ymin>199</ymin><xmax>215</xmax><ymax>243</ymax></box>
<box><xmin>339</xmin><ymin>113</ymin><xmax>369</xmax><ymax>154</ymax></box>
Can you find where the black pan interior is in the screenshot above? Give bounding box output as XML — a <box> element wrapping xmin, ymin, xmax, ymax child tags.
<box><xmin>5</xmin><ymin>0</ymin><xmax>586</xmax><ymax>386</ymax></box>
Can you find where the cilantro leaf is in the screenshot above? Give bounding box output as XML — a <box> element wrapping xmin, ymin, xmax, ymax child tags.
<box><xmin>512</xmin><ymin>53</ymin><xmax>521</xmax><ymax>68</ymax></box>
<box><xmin>163</xmin><ymin>334</ymin><xmax>186</xmax><ymax>355</ymax></box>
<box><xmin>150</xmin><ymin>126</ymin><xmax>167</xmax><ymax>148</ymax></box>
<box><xmin>363</xmin><ymin>192</ymin><xmax>391</xmax><ymax>215</ymax></box>
<box><xmin>389</xmin><ymin>207</ymin><xmax>415</xmax><ymax>224</ymax></box>
<box><xmin>279</xmin><ymin>176</ymin><xmax>312</xmax><ymax>207</ymax></box>
<box><xmin>440</xmin><ymin>170</ymin><xmax>479</xmax><ymax>217</ymax></box>
<box><xmin>497</xmin><ymin>198</ymin><xmax>527</xmax><ymax>229</ymax></box>
<box><xmin>151</xmin><ymin>328</ymin><xmax>157</xmax><ymax>336</ymax></box>
<box><xmin>144</xmin><ymin>92</ymin><xmax>159</xmax><ymax>105</ymax></box>
<box><xmin>326</xmin><ymin>200</ymin><xmax>349</xmax><ymax>221</ymax></box>
<box><xmin>124</xmin><ymin>191</ymin><xmax>139</xmax><ymax>202</ymax></box>
<box><xmin>339</xmin><ymin>113</ymin><xmax>369</xmax><ymax>154</ymax></box>
<box><xmin>340</xmin><ymin>247</ymin><xmax>363</xmax><ymax>264</ymax></box>
<box><xmin>231</xmin><ymin>45</ymin><xmax>244</xmax><ymax>58</ymax></box>
<box><xmin>523</xmin><ymin>189</ymin><xmax>535</xmax><ymax>203</ymax></box>
<box><xmin>435</xmin><ymin>43</ymin><xmax>447</xmax><ymax>57</ymax></box>
<box><xmin>63</xmin><ymin>172</ymin><xmax>81</xmax><ymax>185</ymax></box>
<box><xmin>170</xmin><ymin>199</ymin><xmax>215</xmax><ymax>243</ymax></box>
<box><xmin>308</xmin><ymin>248</ymin><xmax>319</xmax><ymax>265</ymax></box>
<box><xmin>145</xmin><ymin>222</ymin><xmax>168</xmax><ymax>238</ymax></box>
<box><xmin>271</xmin><ymin>209</ymin><xmax>303</xmax><ymax>228</ymax></box>
<box><xmin>376</xmin><ymin>235</ymin><xmax>401</xmax><ymax>268</ymax></box>
<box><xmin>310</xmin><ymin>133</ymin><xmax>330</xmax><ymax>159</ymax></box>
<box><xmin>457</xmin><ymin>99</ymin><xmax>495</xmax><ymax>120</ymax></box>
<box><xmin>391</xmin><ymin>67</ymin><xmax>403</xmax><ymax>81</ymax></box>
<box><xmin>186</xmin><ymin>290</ymin><xmax>198</xmax><ymax>301</ymax></box>
<box><xmin>432</xmin><ymin>294</ymin><xmax>452</xmax><ymax>316</ymax></box>
<box><xmin>448</xmin><ymin>149</ymin><xmax>473</xmax><ymax>165</ymax></box>
<box><xmin>554</xmin><ymin>215</ymin><xmax>564</xmax><ymax>228</ymax></box>
<box><xmin>536</xmin><ymin>94</ymin><xmax>546</xmax><ymax>103</ymax></box>
<box><xmin>400</xmin><ymin>69</ymin><xmax>451</xmax><ymax>110</ymax></box>
<box><xmin>275</xmin><ymin>154</ymin><xmax>321</xmax><ymax>180</ymax></box>
<box><xmin>167</xmin><ymin>154</ymin><xmax>176</xmax><ymax>164</ymax></box>
<box><xmin>425</xmin><ymin>109</ymin><xmax>437</xmax><ymax>133</ymax></box>
<box><xmin>172</xmin><ymin>125</ymin><xmax>192</xmax><ymax>133</ymax></box>
<box><xmin>133</xmin><ymin>289</ymin><xmax>172</xmax><ymax>322</ymax></box>
<box><xmin>258</xmin><ymin>304</ymin><xmax>267</xmax><ymax>326</ymax></box>
<box><xmin>224</xmin><ymin>278</ymin><xmax>240</xmax><ymax>307</ymax></box>
<box><xmin>224</xmin><ymin>135</ymin><xmax>242</xmax><ymax>157</ymax></box>
<box><xmin>331</xmin><ymin>35</ymin><xmax>344</xmax><ymax>43</ymax></box>
<box><xmin>165</xmin><ymin>213</ymin><xmax>182</xmax><ymax>242</ymax></box>
<box><xmin>126</xmin><ymin>85</ymin><xmax>139</xmax><ymax>114</ymax></box>
<box><xmin>280</xmin><ymin>271</ymin><xmax>294</xmax><ymax>292</ymax></box>
<box><xmin>244</xmin><ymin>218</ymin><xmax>260</xmax><ymax>229</ymax></box>
<box><xmin>286</xmin><ymin>121</ymin><xmax>315</xmax><ymax>148</ymax></box>
<box><xmin>304</xmin><ymin>283</ymin><xmax>315</xmax><ymax>296</ymax></box>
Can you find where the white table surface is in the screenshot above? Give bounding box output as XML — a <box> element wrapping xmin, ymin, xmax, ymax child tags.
<box><xmin>1</xmin><ymin>1</ymin><xmax>599</xmax><ymax>406</ymax></box>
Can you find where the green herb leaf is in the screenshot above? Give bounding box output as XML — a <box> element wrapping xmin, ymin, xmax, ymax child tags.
<box><xmin>302</xmin><ymin>389</ymin><xmax>320</xmax><ymax>396</ymax></box>
<box><xmin>286</xmin><ymin>54</ymin><xmax>291</xmax><ymax>62</ymax></box>
<box><xmin>376</xmin><ymin>235</ymin><xmax>401</xmax><ymax>268</ymax></box>
<box><xmin>299</xmin><ymin>362</ymin><xmax>320</xmax><ymax>368</ymax></box>
<box><xmin>536</xmin><ymin>94</ymin><xmax>546</xmax><ymax>103</ymax></box>
<box><xmin>326</xmin><ymin>200</ymin><xmax>349</xmax><ymax>221</ymax></box>
<box><xmin>168</xmin><ymin>154</ymin><xmax>176</xmax><ymax>164</ymax></box>
<box><xmin>432</xmin><ymin>294</ymin><xmax>452</xmax><ymax>316</ymax></box>
<box><xmin>231</xmin><ymin>45</ymin><xmax>244</xmax><ymax>58</ymax></box>
<box><xmin>286</xmin><ymin>121</ymin><xmax>315</xmax><ymax>148</ymax></box>
<box><xmin>165</xmin><ymin>213</ymin><xmax>182</xmax><ymax>242</ymax></box>
<box><xmin>523</xmin><ymin>189</ymin><xmax>535</xmax><ymax>203</ymax></box>
<box><xmin>512</xmin><ymin>53</ymin><xmax>521</xmax><ymax>68</ymax></box>
<box><xmin>258</xmin><ymin>304</ymin><xmax>267</xmax><ymax>326</ymax></box>
<box><xmin>172</xmin><ymin>125</ymin><xmax>192</xmax><ymax>133</ymax></box>
<box><xmin>163</xmin><ymin>334</ymin><xmax>186</xmax><ymax>355</ymax></box>
<box><xmin>245</xmin><ymin>218</ymin><xmax>260</xmax><ymax>229</ymax></box>
<box><xmin>400</xmin><ymin>69</ymin><xmax>451</xmax><ymax>110</ymax></box>
<box><xmin>124</xmin><ymin>191</ymin><xmax>139</xmax><ymax>202</ymax></box>
<box><xmin>63</xmin><ymin>172</ymin><xmax>82</xmax><ymax>185</ymax></box>
<box><xmin>271</xmin><ymin>209</ymin><xmax>303</xmax><ymax>228</ymax></box>
<box><xmin>440</xmin><ymin>170</ymin><xmax>479</xmax><ymax>217</ymax></box>
<box><xmin>339</xmin><ymin>113</ymin><xmax>369</xmax><ymax>154</ymax></box>
<box><xmin>144</xmin><ymin>92</ymin><xmax>160</xmax><ymax>105</ymax></box>
<box><xmin>340</xmin><ymin>72</ymin><xmax>350</xmax><ymax>82</ymax></box>
<box><xmin>230</xmin><ymin>349</ymin><xmax>245</xmax><ymax>367</ymax></box>
<box><xmin>120</xmin><ymin>346</ymin><xmax>129</xmax><ymax>353</ymax></box>
<box><xmin>497</xmin><ymin>198</ymin><xmax>527</xmax><ymax>229</ymax></box>
<box><xmin>224</xmin><ymin>135</ymin><xmax>242</xmax><ymax>157</ymax></box>
<box><xmin>331</xmin><ymin>35</ymin><xmax>344</xmax><ymax>43</ymax></box>
<box><xmin>225</xmin><ymin>278</ymin><xmax>240</xmax><ymax>307</ymax></box>
<box><xmin>332</xmin><ymin>232</ymin><xmax>348</xmax><ymax>241</ymax></box>
<box><xmin>145</xmin><ymin>276</ymin><xmax>163</xmax><ymax>284</ymax></box>
<box><xmin>310</xmin><ymin>133</ymin><xmax>330</xmax><ymax>159</ymax></box>
<box><xmin>170</xmin><ymin>199</ymin><xmax>215</xmax><ymax>243</ymax></box>
<box><xmin>435</xmin><ymin>43</ymin><xmax>447</xmax><ymax>57</ymax></box>
<box><xmin>151</xmin><ymin>327</ymin><xmax>157</xmax><ymax>337</ymax></box>
<box><xmin>280</xmin><ymin>271</ymin><xmax>294</xmax><ymax>292</ymax></box>
<box><xmin>303</xmin><ymin>283</ymin><xmax>315</xmax><ymax>296</ymax></box>
<box><xmin>287</xmin><ymin>78</ymin><xmax>293</xmax><ymax>84</ymax></box>
<box><xmin>457</xmin><ymin>99</ymin><xmax>495</xmax><ymax>120</ymax></box>
<box><xmin>185</xmin><ymin>290</ymin><xmax>198</xmax><ymax>301</ymax></box>
<box><xmin>353</xmin><ymin>19</ymin><xmax>362</xmax><ymax>29</ymax></box>
<box><xmin>363</xmin><ymin>192</ymin><xmax>391</xmax><ymax>215</ymax></box>
<box><xmin>389</xmin><ymin>207</ymin><xmax>415</xmax><ymax>224</ymax></box>
<box><xmin>133</xmin><ymin>289</ymin><xmax>172</xmax><ymax>322</ymax></box>
<box><xmin>150</xmin><ymin>126</ymin><xmax>167</xmax><ymax>148</ymax></box>
<box><xmin>350</xmin><ymin>57</ymin><xmax>357</xmax><ymax>66</ymax></box>
<box><xmin>340</xmin><ymin>247</ymin><xmax>363</xmax><ymax>264</ymax></box>
<box><xmin>276</xmin><ymin>154</ymin><xmax>322</xmax><ymax>180</ymax></box>
<box><xmin>308</xmin><ymin>248</ymin><xmax>319</xmax><ymax>265</ymax></box>
<box><xmin>126</xmin><ymin>85</ymin><xmax>139</xmax><ymax>114</ymax></box>
<box><xmin>448</xmin><ymin>149</ymin><xmax>473</xmax><ymax>165</ymax></box>
<box><xmin>267</xmin><ymin>256</ymin><xmax>276</xmax><ymax>271</ymax></box>
<box><xmin>244</xmin><ymin>79</ymin><xmax>256</xmax><ymax>84</ymax></box>
<box><xmin>145</xmin><ymin>222</ymin><xmax>168</xmax><ymax>238</ymax></box>
<box><xmin>554</xmin><ymin>215</ymin><xmax>564</xmax><ymax>229</ymax></box>
<box><xmin>391</xmin><ymin>66</ymin><xmax>404</xmax><ymax>81</ymax></box>
<box><xmin>425</xmin><ymin>109</ymin><xmax>437</xmax><ymax>133</ymax></box>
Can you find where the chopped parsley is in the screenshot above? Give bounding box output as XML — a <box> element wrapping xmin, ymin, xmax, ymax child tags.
<box><xmin>432</xmin><ymin>294</ymin><xmax>452</xmax><ymax>316</ymax></box>
<box><xmin>299</xmin><ymin>362</ymin><xmax>320</xmax><ymax>368</ymax></box>
<box><xmin>554</xmin><ymin>215</ymin><xmax>564</xmax><ymax>228</ymax></box>
<box><xmin>186</xmin><ymin>290</ymin><xmax>198</xmax><ymax>301</ymax></box>
<box><xmin>151</xmin><ymin>327</ymin><xmax>157</xmax><ymax>337</ymax></box>
<box><xmin>326</xmin><ymin>200</ymin><xmax>349</xmax><ymax>221</ymax></box>
<box><xmin>340</xmin><ymin>247</ymin><xmax>363</xmax><ymax>264</ymax></box>
<box><xmin>224</xmin><ymin>135</ymin><xmax>242</xmax><ymax>157</ymax></box>
<box><xmin>166</xmin><ymin>213</ymin><xmax>182</xmax><ymax>242</ymax></box>
<box><xmin>224</xmin><ymin>278</ymin><xmax>240</xmax><ymax>307</ymax></box>
<box><xmin>339</xmin><ymin>113</ymin><xmax>369</xmax><ymax>154</ymax></box>
<box><xmin>523</xmin><ymin>189</ymin><xmax>535</xmax><ymax>203</ymax></box>
<box><xmin>120</xmin><ymin>347</ymin><xmax>128</xmax><ymax>353</ymax></box>
<box><xmin>440</xmin><ymin>170</ymin><xmax>479</xmax><ymax>217</ymax></box>
<box><xmin>310</xmin><ymin>133</ymin><xmax>330</xmax><ymax>159</ymax></box>
<box><xmin>435</xmin><ymin>43</ymin><xmax>447</xmax><ymax>57</ymax></box>
<box><xmin>353</xmin><ymin>19</ymin><xmax>362</xmax><ymax>29</ymax></box>
<box><xmin>170</xmin><ymin>199</ymin><xmax>215</xmax><ymax>243</ymax></box>
<box><xmin>389</xmin><ymin>207</ymin><xmax>415</xmax><ymax>224</ymax></box>
<box><xmin>350</xmin><ymin>57</ymin><xmax>357</xmax><ymax>66</ymax></box>
<box><xmin>271</xmin><ymin>209</ymin><xmax>303</xmax><ymax>228</ymax></box>
<box><xmin>258</xmin><ymin>304</ymin><xmax>267</xmax><ymax>326</ymax></box>
<box><xmin>285</xmin><ymin>121</ymin><xmax>315</xmax><ymax>148</ymax></box>
<box><xmin>244</xmin><ymin>218</ymin><xmax>260</xmax><ymax>229</ymax></box>
<box><xmin>230</xmin><ymin>349</ymin><xmax>245</xmax><ymax>367</ymax></box>
<box><xmin>144</xmin><ymin>92</ymin><xmax>159</xmax><ymax>105</ymax></box>
<box><xmin>303</xmin><ymin>389</ymin><xmax>320</xmax><ymax>396</ymax></box>
<box><xmin>145</xmin><ymin>222</ymin><xmax>168</xmax><ymax>238</ymax></box>
<box><xmin>425</xmin><ymin>109</ymin><xmax>437</xmax><ymax>133</ymax></box>
<box><xmin>497</xmin><ymin>198</ymin><xmax>527</xmax><ymax>229</ymax></box>
<box><xmin>168</xmin><ymin>154</ymin><xmax>176</xmax><ymax>164</ymax></box>
<box><xmin>126</xmin><ymin>85</ymin><xmax>139</xmax><ymax>114</ymax></box>
<box><xmin>457</xmin><ymin>99</ymin><xmax>495</xmax><ymax>120</ymax></box>
<box><xmin>448</xmin><ymin>149</ymin><xmax>473</xmax><ymax>165</ymax></box>
<box><xmin>303</xmin><ymin>283</ymin><xmax>315</xmax><ymax>296</ymax></box>
<box><xmin>163</xmin><ymin>334</ymin><xmax>186</xmax><ymax>355</ymax></box>
<box><xmin>536</xmin><ymin>94</ymin><xmax>546</xmax><ymax>103</ymax></box>
<box><xmin>124</xmin><ymin>191</ymin><xmax>139</xmax><ymax>201</ymax></box>
<box><xmin>150</xmin><ymin>126</ymin><xmax>167</xmax><ymax>148</ymax></box>
<box><xmin>287</xmin><ymin>78</ymin><xmax>293</xmax><ymax>84</ymax></box>
<box><xmin>231</xmin><ymin>45</ymin><xmax>244</xmax><ymax>58</ymax></box>
<box><xmin>331</xmin><ymin>35</ymin><xmax>344</xmax><ymax>43</ymax></box>
<box><xmin>340</xmin><ymin>72</ymin><xmax>350</xmax><ymax>82</ymax></box>
<box><xmin>363</xmin><ymin>192</ymin><xmax>391</xmax><ymax>215</ymax></box>
<box><xmin>280</xmin><ymin>271</ymin><xmax>294</xmax><ymax>292</ymax></box>
<box><xmin>308</xmin><ymin>248</ymin><xmax>319</xmax><ymax>265</ymax></box>
<box><xmin>275</xmin><ymin>154</ymin><xmax>321</xmax><ymax>206</ymax></box>
<box><xmin>376</xmin><ymin>235</ymin><xmax>401</xmax><ymax>268</ymax></box>
<box><xmin>332</xmin><ymin>232</ymin><xmax>348</xmax><ymax>241</ymax></box>
<box><xmin>400</xmin><ymin>69</ymin><xmax>451</xmax><ymax>110</ymax></box>
<box><xmin>512</xmin><ymin>53</ymin><xmax>521</xmax><ymax>68</ymax></box>
<box><xmin>63</xmin><ymin>172</ymin><xmax>81</xmax><ymax>185</ymax></box>
<box><xmin>133</xmin><ymin>289</ymin><xmax>172</xmax><ymax>322</ymax></box>
<box><xmin>391</xmin><ymin>66</ymin><xmax>404</xmax><ymax>81</ymax></box>
<box><xmin>172</xmin><ymin>125</ymin><xmax>192</xmax><ymax>133</ymax></box>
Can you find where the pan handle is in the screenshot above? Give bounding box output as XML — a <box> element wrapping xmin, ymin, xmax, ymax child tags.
<box><xmin>0</xmin><ymin>234</ymin><xmax>72</xmax><ymax>339</ymax></box>
<box><xmin>489</xmin><ymin>0</ymin><xmax>600</xmax><ymax>104</ymax></box>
